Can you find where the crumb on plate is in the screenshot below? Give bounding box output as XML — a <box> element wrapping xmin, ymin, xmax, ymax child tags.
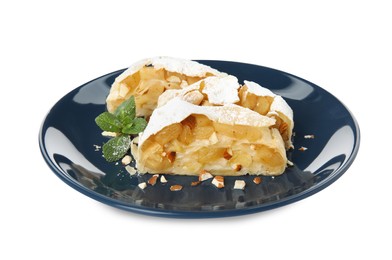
<box><xmin>160</xmin><ymin>175</ymin><xmax>168</xmax><ymax>183</ymax></box>
<box><xmin>101</xmin><ymin>131</ymin><xmax>118</xmax><ymax>137</ymax></box>
<box><xmin>138</xmin><ymin>182</ymin><xmax>147</xmax><ymax>190</ymax></box>
<box><xmin>199</xmin><ymin>170</ymin><xmax>213</xmax><ymax>181</ymax></box>
<box><xmin>125</xmin><ymin>165</ymin><xmax>137</xmax><ymax>175</ymax></box>
<box><xmin>212</xmin><ymin>176</ymin><xmax>224</xmax><ymax>189</ymax></box>
<box><xmin>233</xmin><ymin>180</ymin><xmax>246</xmax><ymax>190</ymax></box>
<box><xmin>170</xmin><ymin>184</ymin><xmax>183</xmax><ymax>191</ymax></box>
<box><xmin>299</xmin><ymin>146</ymin><xmax>308</xmax><ymax>151</ymax></box>
<box><xmin>148</xmin><ymin>174</ymin><xmax>159</xmax><ymax>186</ymax></box>
<box><xmin>253</xmin><ymin>177</ymin><xmax>262</xmax><ymax>184</ymax></box>
<box><xmin>191</xmin><ymin>181</ymin><xmax>201</xmax><ymax>186</ymax></box>
<box><xmin>121</xmin><ymin>155</ymin><xmax>132</xmax><ymax>165</ymax></box>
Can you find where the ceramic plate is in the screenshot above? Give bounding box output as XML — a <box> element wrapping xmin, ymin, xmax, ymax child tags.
<box><xmin>39</xmin><ymin>60</ymin><xmax>360</xmax><ymax>218</ymax></box>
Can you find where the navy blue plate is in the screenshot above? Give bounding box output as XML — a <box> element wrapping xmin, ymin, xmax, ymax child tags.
<box><xmin>39</xmin><ymin>60</ymin><xmax>360</xmax><ymax>218</ymax></box>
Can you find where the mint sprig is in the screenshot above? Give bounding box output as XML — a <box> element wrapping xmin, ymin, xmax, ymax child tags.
<box><xmin>95</xmin><ymin>112</ymin><xmax>123</xmax><ymax>132</ymax></box>
<box><xmin>95</xmin><ymin>96</ymin><xmax>147</xmax><ymax>162</ymax></box>
<box><xmin>102</xmin><ymin>135</ymin><xmax>131</xmax><ymax>162</ymax></box>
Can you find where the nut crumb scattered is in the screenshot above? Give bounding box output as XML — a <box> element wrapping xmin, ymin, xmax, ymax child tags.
<box><xmin>101</xmin><ymin>131</ymin><xmax>118</xmax><ymax>137</ymax></box>
<box><xmin>148</xmin><ymin>174</ymin><xmax>159</xmax><ymax>186</ymax></box>
<box><xmin>191</xmin><ymin>181</ymin><xmax>201</xmax><ymax>186</ymax></box>
<box><xmin>287</xmin><ymin>160</ymin><xmax>294</xmax><ymax>166</ymax></box>
<box><xmin>253</xmin><ymin>177</ymin><xmax>262</xmax><ymax>184</ymax></box>
<box><xmin>299</xmin><ymin>146</ymin><xmax>308</xmax><ymax>151</ymax></box>
<box><xmin>121</xmin><ymin>155</ymin><xmax>132</xmax><ymax>165</ymax></box>
<box><xmin>212</xmin><ymin>176</ymin><xmax>224</xmax><ymax>189</ymax></box>
<box><xmin>160</xmin><ymin>175</ymin><xmax>167</xmax><ymax>183</ymax></box>
<box><xmin>125</xmin><ymin>165</ymin><xmax>137</xmax><ymax>175</ymax></box>
<box><xmin>170</xmin><ymin>184</ymin><xmax>183</xmax><ymax>191</ymax></box>
<box><xmin>93</xmin><ymin>145</ymin><xmax>101</xmax><ymax>151</ymax></box>
<box><xmin>138</xmin><ymin>182</ymin><xmax>147</xmax><ymax>190</ymax></box>
<box><xmin>199</xmin><ymin>170</ymin><xmax>213</xmax><ymax>181</ymax></box>
<box><xmin>233</xmin><ymin>180</ymin><xmax>246</xmax><ymax>190</ymax></box>
<box><xmin>304</xmin><ymin>135</ymin><xmax>315</xmax><ymax>139</ymax></box>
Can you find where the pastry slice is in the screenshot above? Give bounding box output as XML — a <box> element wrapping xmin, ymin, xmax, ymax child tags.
<box><xmin>157</xmin><ymin>76</ymin><xmax>294</xmax><ymax>149</ymax></box>
<box><xmin>135</xmin><ymin>98</ymin><xmax>287</xmax><ymax>176</ymax></box>
<box><xmin>106</xmin><ymin>56</ymin><xmax>223</xmax><ymax>117</ymax></box>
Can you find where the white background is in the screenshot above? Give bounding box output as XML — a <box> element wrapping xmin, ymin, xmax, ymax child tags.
<box><xmin>1</xmin><ymin>0</ymin><xmax>391</xmax><ymax>259</ymax></box>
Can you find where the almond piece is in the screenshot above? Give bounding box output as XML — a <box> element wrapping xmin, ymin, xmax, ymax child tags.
<box><xmin>170</xmin><ymin>185</ymin><xmax>183</xmax><ymax>191</ymax></box>
<box><xmin>125</xmin><ymin>165</ymin><xmax>137</xmax><ymax>175</ymax></box>
<box><xmin>212</xmin><ymin>176</ymin><xmax>224</xmax><ymax>189</ymax></box>
<box><xmin>121</xmin><ymin>155</ymin><xmax>132</xmax><ymax>165</ymax></box>
<box><xmin>233</xmin><ymin>180</ymin><xmax>246</xmax><ymax>190</ymax></box>
<box><xmin>253</xmin><ymin>177</ymin><xmax>262</xmax><ymax>185</ymax></box>
<box><xmin>191</xmin><ymin>181</ymin><xmax>201</xmax><ymax>186</ymax></box>
<box><xmin>199</xmin><ymin>170</ymin><xmax>213</xmax><ymax>181</ymax></box>
<box><xmin>160</xmin><ymin>175</ymin><xmax>168</xmax><ymax>183</ymax></box>
<box><xmin>299</xmin><ymin>146</ymin><xmax>308</xmax><ymax>151</ymax></box>
<box><xmin>138</xmin><ymin>182</ymin><xmax>147</xmax><ymax>190</ymax></box>
<box><xmin>101</xmin><ymin>131</ymin><xmax>118</xmax><ymax>137</ymax></box>
<box><xmin>148</xmin><ymin>174</ymin><xmax>159</xmax><ymax>186</ymax></box>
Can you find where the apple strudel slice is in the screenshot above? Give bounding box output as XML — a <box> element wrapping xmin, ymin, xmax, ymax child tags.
<box><xmin>135</xmin><ymin>98</ymin><xmax>287</xmax><ymax>176</ymax></box>
<box><xmin>106</xmin><ymin>56</ymin><xmax>223</xmax><ymax>118</ymax></box>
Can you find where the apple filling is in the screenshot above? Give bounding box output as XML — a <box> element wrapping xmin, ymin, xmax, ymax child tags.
<box><xmin>138</xmin><ymin>114</ymin><xmax>286</xmax><ymax>176</ymax></box>
<box><xmin>238</xmin><ymin>85</ymin><xmax>293</xmax><ymax>148</ymax></box>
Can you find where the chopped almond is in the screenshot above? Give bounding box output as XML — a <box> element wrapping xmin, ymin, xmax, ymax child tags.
<box><xmin>299</xmin><ymin>146</ymin><xmax>308</xmax><ymax>151</ymax></box>
<box><xmin>287</xmin><ymin>160</ymin><xmax>294</xmax><ymax>166</ymax></box>
<box><xmin>121</xmin><ymin>155</ymin><xmax>132</xmax><ymax>165</ymax></box>
<box><xmin>233</xmin><ymin>180</ymin><xmax>246</xmax><ymax>190</ymax></box>
<box><xmin>160</xmin><ymin>175</ymin><xmax>168</xmax><ymax>183</ymax></box>
<box><xmin>101</xmin><ymin>131</ymin><xmax>118</xmax><ymax>137</ymax></box>
<box><xmin>170</xmin><ymin>184</ymin><xmax>183</xmax><ymax>191</ymax></box>
<box><xmin>199</xmin><ymin>170</ymin><xmax>213</xmax><ymax>181</ymax></box>
<box><xmin>191</xmin><ymin>181</ymin><xmax>201</xmax><ymax>186</ymax></box>
<box><xmin>304</xmin><ymin>134</ymin><xmax>315</xmax><ymax>139</ymax></box>
<box><xmin>148</xmin><ymin>174</ymin><xmax>159</xmax><ymax>186</ymax></box>
<box><xmin>212</xmin><ymin>176</ymin><xmax>224</xmax><ymax>189</ymax></box>
<box><xmin>253</xmin><ymin>177</ymin><xmax>262</xmax><ymax>184</ymax></box>
<box><xmin>138</xmin><ymin>182</ymin><xmax>147</xmax><ymax>190</ymax></box>
<box><xmin>125</xmin><ymin>165</ymin><xmax>137</xmax><ymax>175</ymax></box>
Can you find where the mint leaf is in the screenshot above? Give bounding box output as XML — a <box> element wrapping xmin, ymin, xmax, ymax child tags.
<box><xmin>102</xmin><ymin>135</ymin><xmax>131</xmax><ymax>162</ymax></box>
<box><xmin>122</xmin><ymin>118</ymin><xmax>147</xmax><ymax>134</ymax></box>
<box><xmin>95</xmin><ymin>112</ymin><xmax>123</xmax><ymax>132</ymax></box>
<box><xmin>114</xmin><ymin>96</ymin><xmax>136</xmax><ymax>124</ymax></box>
